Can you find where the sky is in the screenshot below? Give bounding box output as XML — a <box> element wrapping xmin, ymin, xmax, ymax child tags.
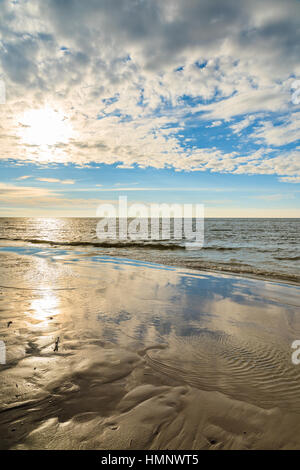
<box><xmin>0</xmin><ymin>0</ymin><xmax>299</xmax><ymax>217</ymax></box>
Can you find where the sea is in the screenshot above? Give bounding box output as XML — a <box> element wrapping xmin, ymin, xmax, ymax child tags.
<box><xmin>0</xmin><ymin>217</ymin><xmax>299</xmax><ymax>284</ymax></box>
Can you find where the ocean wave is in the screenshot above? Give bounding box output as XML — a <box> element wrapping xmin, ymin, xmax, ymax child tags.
<box><xmin>0</xmin><ymin>237</ymin><xmax>275</xmax><ymax>252</ymax></box>
<box><xmin>0</xmin><ymin>237</ymin><xmax>185</xmax><ymax>250</ymax></box>
<box><xmin>274</xmin><ymin>255</ymin><xmax>300</xmax><ymax>261</ymax></box>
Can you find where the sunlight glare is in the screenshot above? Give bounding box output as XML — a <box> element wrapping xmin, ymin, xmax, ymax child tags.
<box><xmin>18</xmin><ymin>107</ymin><xmax>73</xmax><ymax>147</ymax></box>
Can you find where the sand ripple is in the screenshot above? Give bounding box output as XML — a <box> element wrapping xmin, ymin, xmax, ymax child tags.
<box><xmin>145</xmin><ymin>332</ymin><xmax>300</xmax><ymax>412</ymax></box>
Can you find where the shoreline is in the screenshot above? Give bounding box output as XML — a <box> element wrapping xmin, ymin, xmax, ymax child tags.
<box><xmin>0</xmin><ymin>239</ymin><xmax>299</xmax><ymax>288</ymax></box>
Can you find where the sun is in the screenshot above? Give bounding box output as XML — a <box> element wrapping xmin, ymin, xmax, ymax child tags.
<box><xmin>18</xmin><ymin>106</ymin><xmax>73</xmax><ymax>146</ymax></box>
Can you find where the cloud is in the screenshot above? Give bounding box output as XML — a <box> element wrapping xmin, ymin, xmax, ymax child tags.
<box><xmin>75</xmin><ymin>186</ymin><xmax>236</xmax><ymax>192</ymax></box>
<box><xmin>253</xmin><ymin>194</ymin><xmax>290</xmax><ymax>201</ymax></box>
<box><xmin>252</xmin><ymin>112</ymin><xmax>300</xmax><ymax>146</ymax></box>
<box><xmin>0</xmin><ymin>0</ymin><xmax>299</xmax><ymax>180</ymax></box>
<box><xmin>197</xmin><ymin>85</ymin><xmax>291</xmax><ymax>121</ymax></box>
<box><xmin>36</xmin><ymin>178</ymin><xmax>76</xmax><ymax>184</ymax></box>
<box><xmin>279</xmin><ymin>176</ymin><xmax>300</xmax><ymax>183</ymax></box>
<box><xmin>0</xmin><ymin>182</ymin><xmax>60</xmax><ymax>205</ymax></box>
<box><xmin>16</xmin><ymin>175</ymin><xmax>33</xmax><ymax>180</ymax></box>
<box><xmin>230</xmin><ymin>116</ymin><xmax>256</xmax><ymax>134</ymax></box>
<box><xmin>0</xmin><ymin>182</ymin><xmax>113</xmax><ymax>209</ymax></box>
<box><xmin>207</xmin><ymin>121</ymin><xmax>222</xmax><ymax>128</ymax></box>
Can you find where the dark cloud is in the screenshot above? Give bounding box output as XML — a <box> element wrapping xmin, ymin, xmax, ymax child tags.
<box><xmin>36</xmin><ymin>0</ymin><xmax>299</xmax><ymax>73</ymax></box>
<box><xmin>0</xmin><ymin>0</ymin><xmax>299</xmax><ymax>93</ymax></box>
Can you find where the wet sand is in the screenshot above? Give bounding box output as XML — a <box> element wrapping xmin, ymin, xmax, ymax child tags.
<box><xmin>0</xmin><ymin>245</ymin><xmax>300</xmax><ymax>450</ymax></box>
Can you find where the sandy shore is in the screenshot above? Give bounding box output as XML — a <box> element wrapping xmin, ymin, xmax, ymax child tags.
<box><xmin>1</xmin><ymin>246</ymin><xmax>300</xmax><ymax>450</ymax></box>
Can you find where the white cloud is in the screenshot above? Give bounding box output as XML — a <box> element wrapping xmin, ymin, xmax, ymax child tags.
<box><xmin>279</xmin><ymin>176</ymin><xmax>300</xmax><ymax>183</ymax></box>
<box><xmin>0</xmin><ymin>0</ymin><xmax>299</xmax><ymax>179</ymax></box>
<box><xmin>0</xmin><ymin>182</ymin><xmax>113</xmax><ymax>209</ymax></box>
<box><xmin>230</xmin><ymin>115</ymin><xmax>256</xmax><ymax>134</ymax></box>
<box><xmin>16</xmin><ymin>175</ymin><xmax>33</xmax><ymax>180</ymax></box>
<box><xmin>207</xmin><ymin>121</ymin><xmax>223</xmax><ymax>128</ymax></box>
<box><xmin>197</xmin><ymin>85</ymin><xmax>291</xmax><ymax>121</ymax></box>
<box><xmin>0</xmin><ymin>182</ymin><xmax>60</xmax><ymax>205</ymax></box>
<box><xmin>36</xmin><ymin>178</ymin><xmax>76</xmax><ymax>184</ymax></box>
<box><xmin>252</xmin><ymin>112</ymin><xmax>300</xmax><ymax>146</ymax></box>
<box><xmin>253</xmin><ymin>194</ymin><xmax>291</xmax><ymax>201</ymax></box>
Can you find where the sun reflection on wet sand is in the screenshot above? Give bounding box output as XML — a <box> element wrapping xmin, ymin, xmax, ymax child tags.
<box><xmin>30</xmin><ymin>292</ymin><xmax>59</xmax><ymax>323</ymax></box>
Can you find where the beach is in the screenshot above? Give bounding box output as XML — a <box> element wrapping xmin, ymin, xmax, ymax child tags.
<box><xmin>1</xmin><ymin>244</ymin><xmax>300</xmax><ymax>450</ymax></box>
<box><xmin>1</xmin><ymin>0</ymin><xmax>299</xmax><ymax>457</ymax></box>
